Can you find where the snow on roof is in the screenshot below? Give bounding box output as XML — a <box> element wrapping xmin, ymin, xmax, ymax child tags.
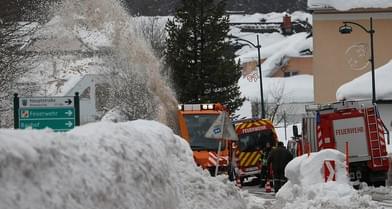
<box><xmin>277</xmin><ymin>149</ymin><xmax>377</xmax><ymax>209</ymax></box>
<box><xmin>336</xmin><ymin>60</ymin><xmax>392</xmax><ymax>101</ymax></box>
<box><xmin>229</xmin><ymin>11</ymin><xmax>312</xmax><ymax>23</ymax></box>
<box><xmin>308</xmin><ymin>0</ymin><xmax>392</xmax><ymax>11</ymax></box>
<box><xmin>233</xmin><ymin>32</ymin><xmax>312</xmax><ymax>77</ymax></box>
<box><xmin>235</xmin><ymin>75</ymin><xmax>314</xmax><ymax>119</ymax></box>
<box><xmin>239</xmin><ymin>75</ymin><xmax>314</xmax><ymax>103</ymax></box>
<box><xmin>0</xmin><ymin>120</ymin><xmax>247</xmax><ymax>209</ymax></box>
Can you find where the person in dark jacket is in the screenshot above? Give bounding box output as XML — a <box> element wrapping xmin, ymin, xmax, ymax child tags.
<box><xmin>259</xmin><ymin>142</ymin><xmax>272</xmax><ymax>187</ymax></box>
<box><xmin>267</xmin><ymin>141</ymin><xmax>293</xmax><ymax>193</ymax></box>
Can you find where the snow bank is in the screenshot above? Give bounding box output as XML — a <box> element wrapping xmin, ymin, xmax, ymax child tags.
<box><xmin>0</xmin><ymin>121</ymin><xmax>246</xmax><ymax>209</ymax></box>
<box><xmin>308</xmin><ymin>0</ymin><xmax>392</xmax><ymax>11</ymax></box>
<box><xmin>276</xmin><ymin>149</ymin><xmax>377</xmax><ymax>209</ymax></box>
<box><xmin>337</xmin><ymin>60</ymin><xmax>392</xmax><ymax>101</ymax></box>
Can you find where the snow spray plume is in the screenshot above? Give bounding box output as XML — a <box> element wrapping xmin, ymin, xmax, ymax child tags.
<box><xmin>50</xmin><ymin>0</ymin><xmax>178</xmax><ymax>129</ymax></box>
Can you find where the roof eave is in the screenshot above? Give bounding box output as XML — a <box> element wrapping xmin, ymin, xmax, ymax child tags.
<box><xmin>308</xmin><ymin>6</ymin><xmax>392</xmax><ymax>14</ymax></box>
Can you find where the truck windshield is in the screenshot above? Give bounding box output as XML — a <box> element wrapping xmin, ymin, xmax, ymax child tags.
<box><xmin>184</xmin><ymin>114</ymin><xmax>225</xmax><ymax>151</ymax></box>
<box><xmin>239</xmin><ymin>130</ymin><xmax>274</xmax><ymax>152</ymax></box>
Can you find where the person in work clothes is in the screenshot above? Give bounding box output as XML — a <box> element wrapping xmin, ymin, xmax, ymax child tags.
<box><xmin>259</xmin><ymin>142</ymin><xmax>272</xmax><ymax>187</ymax></box>
<box><xmin>267</xmin><ymin>141</ymin><xmax>293</xmax><ymax>193</ymax></box>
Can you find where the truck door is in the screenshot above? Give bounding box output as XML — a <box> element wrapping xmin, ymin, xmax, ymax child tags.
<box><xmin>332</xmin><ymin>117</ymin><xmax>370</xmax><ymax>162</ymax></box>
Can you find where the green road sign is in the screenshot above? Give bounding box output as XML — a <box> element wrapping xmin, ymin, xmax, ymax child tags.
<box><xmin>19</xmin><ymin>108</ymin><xmax>76</xmax><ymax>131</ymax></box>
<box><xmin>19</xmin><ymin>108</ymin><xmax>75</xmax><ymax>119</ymax></box>
<box><xmin>19</xmin><ymin>118</ymin><xmax>75</xmax><ymax>131</ymax></box>
<box><xmin>14</xmin><ymin>94</ymin><xmax>80</xmax><ymax>132</ymax></box>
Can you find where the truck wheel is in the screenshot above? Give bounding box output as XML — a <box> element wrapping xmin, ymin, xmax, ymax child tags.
<box><xmin>208</xmin><ymin>168</ymin><xmax>216</xmax><ymax>177</ymax></box>
<box><xmin>372</xmin><ymin>181</ymin><xmax>386</xmax><ymax>187</ymax></box>
<box><xmin>240</xmin><ymin>177</ymin><xmax>245</xmax><ymax>185</ymax></box>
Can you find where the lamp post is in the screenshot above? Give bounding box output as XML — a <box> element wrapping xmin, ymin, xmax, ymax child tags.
<box><xmin>231</xmin><ymin>34</ymin><xmax>265</xmax><ymax>118</ymax></box>
<box><xmin>339</xmin><ymin>17</ymin><xmax>376</xmax><ymax>104</ymax></box>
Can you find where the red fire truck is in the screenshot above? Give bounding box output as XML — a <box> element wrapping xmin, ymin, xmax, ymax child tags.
<box><xmin>232</xmin><ymin>118</ymin><xmax>278</xmax><ymax>184</ymax></box>
<box><xmin>291</xmin><ymin>101</ymin><xmax>390</xmax><ymax>186</ymax></box>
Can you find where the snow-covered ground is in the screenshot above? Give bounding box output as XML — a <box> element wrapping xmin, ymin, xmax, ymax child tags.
<box><xmin>0</xmin><ymin>121</ymin><xmax>247</xmax><ymax>209</ymax></box>
<box><xmin>0</xmin><ymin>122</ymin><xmax>385</xmax><ymax>209</ymax></box>
<box><xmin>7</xmin><ymin>1</ymin><xmax>392</xmax><ymax>208</ymax></box>
<box><xmin>276</xmin><ymin>149</ymin><xmax>378</xmax><ymax>209</ymax></box>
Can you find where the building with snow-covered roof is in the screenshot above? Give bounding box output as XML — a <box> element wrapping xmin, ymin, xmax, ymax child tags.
<box><xmin>308</xmin><ymin>0</ymin><xmax>392</xmax><ymax>103</ymax></box>
<box><xmin>230</xmin><ymin>13</ymin><xmax>314</xmax><ymax>124</ymax></box>
<box><xmin>240</xmin><ymin>53</ymin><xmax>313</xmax><ymax>78</ymax></box>
<box><xmin>336</xmin><ymin>60</ymin><xmax>392</xmax><ymax>131</ymax></box>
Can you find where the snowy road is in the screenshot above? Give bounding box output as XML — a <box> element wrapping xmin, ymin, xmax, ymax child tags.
<box><xmin>359</xmin><ymin>186</ymin><xmax>392</xmax><ymax>209</ymax></box>
<box><xmin>243</xmin><ymin>185</ymin><xmax>276</xmax><ymax>200</ymax></box>
<box><xmin>244</xmin><ymin>184</ymin><xmax>392</xmax><ymax>209</ymax></box>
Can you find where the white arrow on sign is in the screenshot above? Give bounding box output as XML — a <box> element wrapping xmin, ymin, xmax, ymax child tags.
<box><xmin>65</xmin><ymin>121</ymin><xmax>73</xmax><ymax>128</ymax></box>
<box><xmin>65</xmin><ymin>110</ymin><xmax>73</xmax><ymax>117</ymax></box>
<box><xmin>325</xmin><ymin>161</ymin><xmax>336</xmax><ymax>181</ymax></box>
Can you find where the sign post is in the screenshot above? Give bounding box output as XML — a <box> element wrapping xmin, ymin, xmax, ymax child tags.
<box><xmin>205</xmin><ymin>111</ymin><xmax>238</xmax><ymax>176</ymax></box>
<box><xmin>14</xmin><ymin>93</ymin><xmax>80</xmax><ymax>132</ymax></box>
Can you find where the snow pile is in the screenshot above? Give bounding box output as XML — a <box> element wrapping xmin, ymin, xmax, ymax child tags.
<box><xmin>308</xmin><ymin>0</ymin><xmax>392</xmax><ymax>11</ymax></box>
<box><xmin>276</xmin><ymin>149</ymin><xmax>377</xmax><ymax>209</ymax></box>
<box><xmin>336</xmin><ymin>60</ymin><xmax>392</xmax><ymax>101</ymax></box>
<box><xmin>0</xmin><ymin>121</ymin><xmax>246</xmax><ymax>209</ymax></box>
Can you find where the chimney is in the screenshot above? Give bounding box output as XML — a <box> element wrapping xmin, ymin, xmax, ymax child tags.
<box><xmin>282</xmin><ymin>14</ymin><xmax>293</xmax><ymax>35</ymax></box>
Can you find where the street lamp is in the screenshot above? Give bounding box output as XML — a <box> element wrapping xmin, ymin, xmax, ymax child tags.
<box><xmin>339</xmin><ymin>17</ymin><xmax>376</xmax><ymax>104</ymax></box>
<box><xmin>230</xmin><ymin>34</ymin><xmax>265</xmax><ymax>118</ymax></box>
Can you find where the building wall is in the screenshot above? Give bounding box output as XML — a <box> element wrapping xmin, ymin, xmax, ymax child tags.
<box><xmin>312</xmin><ymin>10</ymin><xmax>392</xmax><ymax>103</ymax></box>
<box><xmin>273</xmin><ymin>56</ymin><xmax>313</xmax><ymax>77</ymax></box>
<box><xmin>241</xmin><ymin>56</ymin><xmax>313</xmax><ymax>77</ymax></box>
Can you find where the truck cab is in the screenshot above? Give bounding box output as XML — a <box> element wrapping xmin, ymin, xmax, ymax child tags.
<box><xmin>177</xmin><ymin>103</ymin><xmax>231</xmax><ymax>176</ymax></box>
<box><xmin>233</xmin><ymin>118</ymin><xmax>278</xmax><ymax>184</ymax></box>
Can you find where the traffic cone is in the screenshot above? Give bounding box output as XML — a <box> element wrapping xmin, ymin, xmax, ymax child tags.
<box><xmin>265</xmin><ymin>180</ymin><xmax>272</xmax><ymax>193</ymax></box>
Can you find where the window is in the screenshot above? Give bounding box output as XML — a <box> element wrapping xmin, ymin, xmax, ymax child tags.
<box><xmin>284</xmin><ymin>71</ymin><xmax>298</xmax><ymax>77</ymax></box>
<box><xmin>184</xmin><ymin>114</ymin><xmax>224</xmax><ymax>151</ymax></box>
<box><xmin>238</xmin><ymin>130</ymin><xmax>274</xmax><ymax>152</ymax></box>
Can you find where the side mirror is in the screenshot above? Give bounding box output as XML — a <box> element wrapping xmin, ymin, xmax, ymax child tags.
<box><xmin>293</xmin><ymin>125</ymin><xmax>299</xmax><ymax>137</ymax></box>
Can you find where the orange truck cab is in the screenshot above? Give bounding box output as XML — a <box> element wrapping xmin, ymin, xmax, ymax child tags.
<box><xmin>233</xmin><ymin>118</ymin><xmax>278</xmax><ymax>183</ymax></box>
<box><xmin>177</xmin><ymin>103</ymin><xmax>232</xmax><ymax>176</ymax></box>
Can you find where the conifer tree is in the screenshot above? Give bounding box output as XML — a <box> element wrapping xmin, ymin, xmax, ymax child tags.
<box><xmin>165</xmin><ymin>0</ymin><xmax>244</xmax><ymax>113</ymax></box>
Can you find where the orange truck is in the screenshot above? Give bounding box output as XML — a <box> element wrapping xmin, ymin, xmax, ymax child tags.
<box><xmin>233</xmin><ymin>118</ymin><xmax>278</xmax><ymax>184</ymax></box>
<box><xmin>177</xmin><ymin>103</ymin><xmax>233</xmax><ymax>176</ymax></box>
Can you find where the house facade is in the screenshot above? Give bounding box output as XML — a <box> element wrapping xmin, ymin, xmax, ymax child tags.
<box><xmin>241</xmin><ymin>55</ymin><xmax>313</xmax><ymax>78</ymax></box>
<box><xmin>311</xmin><ymin>6</ymin><xmax>392</xmax><ymax>103</ymax></box>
